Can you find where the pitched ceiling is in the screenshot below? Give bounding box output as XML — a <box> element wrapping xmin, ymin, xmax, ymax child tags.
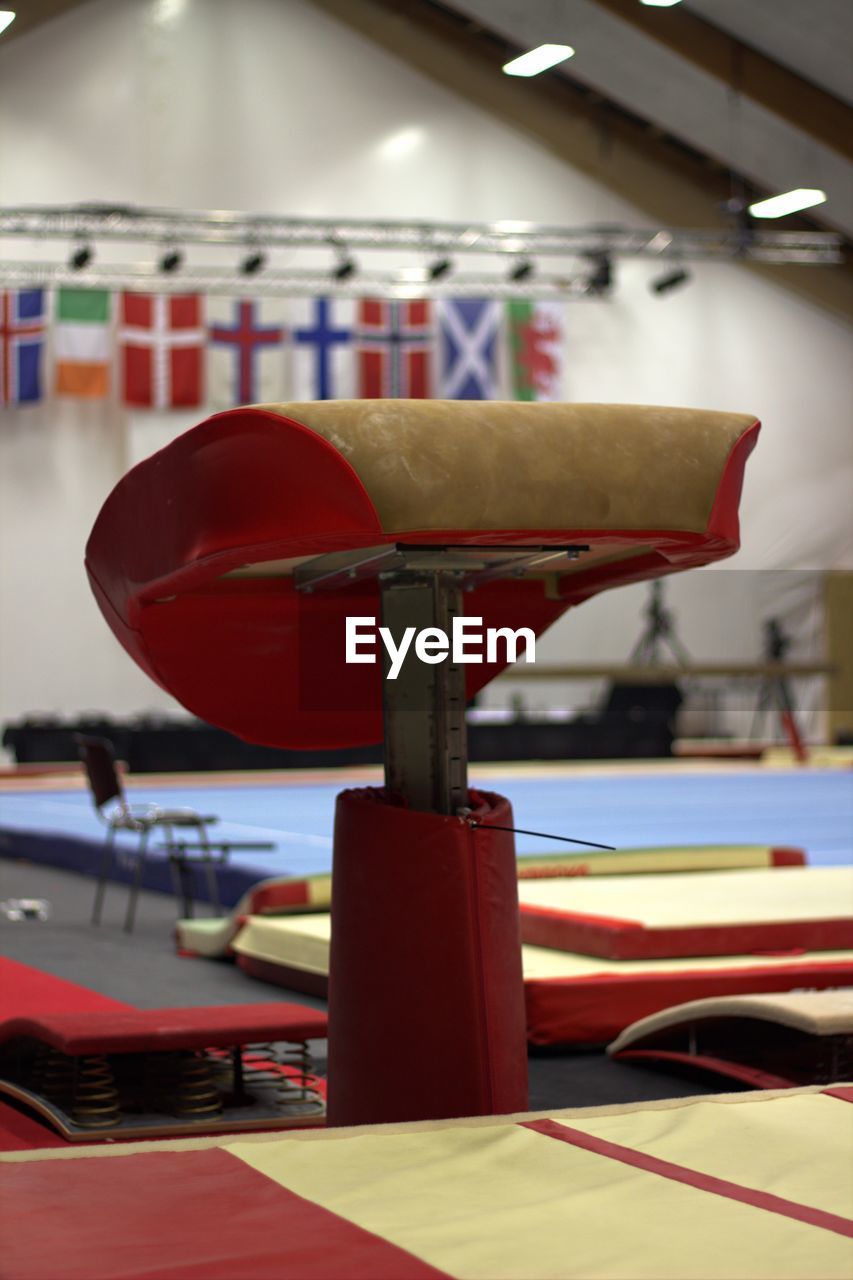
<box><xmin>440</xmin><ymin>0</ymin><xmax>853</xmax><ymax>240</ymax></box>
<box><xmin>685</xmin><ymin>0</ymin><xmax>853</xmax><ymax>107</ymax></box>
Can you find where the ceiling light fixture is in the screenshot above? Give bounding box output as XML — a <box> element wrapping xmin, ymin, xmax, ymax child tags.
<box><xmin>240</xmin><ymin>250</ymin><xmax>266</xmax><ymax>275</ymax></box>
<box><xmin>69</xmin><ymin>244</ymin><xmax>93</xmax><ymax>270</ymax></box>
<box><xmin>502</xmin><ymin>44</ymin><xmax>574</xmax><ymax>77</ymax></box>
<box><xmin>585</xmin><ymin>252</ymin><xmax>613</xmax><ymax>296</ymax></box>
<box><xmin>332</xmin><ymin>255</ymin><xmax>357</xmax><ymax>281</ymax></box>
<box><xmin>748</xmin><ymin>188</ymin><xmax>827</xmax><ymax>219</ymax></box>
<box><xmin>509</xmin><ymin>258</ymin><xmax>535</xmax><ymax>282</ymax></box>
<box><xmin>639</xmin><ymin>1</ymin><xmax>683</xmax><ymax>7</ymax></box>
<box><xmin>159</xmin><ymin>248</ymin><xmax>183</xmax><ymax>273</ymax></box>
<box><xmin>0</xmin><ymin>12</ymin><xmax>15</xmax><ymax>37</ymax></box>
<box><xmin>428</xmin><ymin>257</ymin><xmax>453</xmax><ymax>281</ymax></box>
<box><xmin>650</xmin><ymin>267</ymin><xmax>690</xmax><ymax>295</ymax></box>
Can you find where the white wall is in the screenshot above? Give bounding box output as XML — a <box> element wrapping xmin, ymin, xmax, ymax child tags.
<box><xmin>0</xmin><ymin>0</ymin><xmax>850</xmax><ymax>746</ymax></box>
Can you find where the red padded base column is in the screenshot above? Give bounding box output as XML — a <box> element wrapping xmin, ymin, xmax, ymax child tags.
<box><xmin>326</xmin><ymin>787</ymin><xmax>528</xmax><ymax>1127</ymax></box>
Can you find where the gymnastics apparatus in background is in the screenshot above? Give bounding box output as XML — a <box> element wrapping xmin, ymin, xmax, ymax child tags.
<box><xmin>85</xmin><ymin>399</ymin><xmax>759</xmax><ymax>1126</ymax></box>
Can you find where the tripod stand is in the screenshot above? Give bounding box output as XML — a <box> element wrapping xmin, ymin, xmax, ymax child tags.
<box><xmin>751</xmin><ymin>619</ymin><xmax>808</xmax><ymax>762</ymax></box>
<box><xmin>630</xmin><ymin>580</ymin><xmax>691</xmax><ymax>666</ymax></box>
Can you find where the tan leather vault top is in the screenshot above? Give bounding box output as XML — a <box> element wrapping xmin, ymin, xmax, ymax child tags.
<box><xmin>261</xmin><ymin>400</ymin><xmax>756</xmax><ymax>533</ymax></box>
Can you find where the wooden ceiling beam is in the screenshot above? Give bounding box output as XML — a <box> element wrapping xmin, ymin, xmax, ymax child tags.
<box><xmin>590</xmin><ymin>0</ymin><xmax>853</xmax><ymax>162</ymax></box>
<box><xmin>309</xmin><ymin>0</ymin><xmax>852</xmax><ymax>321</ymax></box>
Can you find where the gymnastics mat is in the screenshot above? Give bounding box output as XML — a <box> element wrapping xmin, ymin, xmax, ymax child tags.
<box><xmin>176</xmin><ymin>845</ymin><xmax>806</xmax><ymax>959</ymax></box>
<box><xmin>609</xmin><ymin>989</ymin><xmax>853</xmax><ymax>1090</ymax></box>
<box><xmin>518</xmin><ymin>865</ymin><xmax>853</xmax><ymax>960</ymax></box>
<box><xmin>2</xmin><ymin>1085</ymin><xmax>851</xmax><ymax>1279</ymax></box>
<box><xmin>230</xmin><ymin>913</ymin><xmax>853</xmax><ymax>1046</ymax></box>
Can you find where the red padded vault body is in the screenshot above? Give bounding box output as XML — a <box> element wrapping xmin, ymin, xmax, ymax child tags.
<box><xmin>86</xmin><ymin>401</ymin><xmax>758</xmax><ymax>750</ymax></box>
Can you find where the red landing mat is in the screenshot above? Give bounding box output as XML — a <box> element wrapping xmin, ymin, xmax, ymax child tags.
<box><xmin>2</xmin><ymin>1086</ymin><xmax>851</xmax><ymax>1279</ymax></box>
<box><xmin>231</xmin><ymin>914</ymin><xmax>853</xmax><ymax>1047</ymax></box>
<box><xmin>518</xmin><ymin>867</ymin><xmax>853</xmax><ymax>960</ymax></box>
<box><xmin>0</xmin><ymin>957</ymin><xmax>130</xmax><ymax>1019</ymax></box>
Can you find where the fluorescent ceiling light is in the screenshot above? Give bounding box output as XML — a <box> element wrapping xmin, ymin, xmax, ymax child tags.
<box><xmin>639</xmin><ymin>1</ymin><xmax>683</xmax><ymax>7</ymax></box>
<box><xmin>503</xmin><ymin>44</ymin><xmax>574</xmax><ymax>77</ymax></box>
<box><xmin>748</xmin><ymin>188</ymin><xmax>827</xmax><ymax>219</ymax></box>
<box><xmin>0</xmin><ymin>11</ymin><xmax>16</xmax><ymax>36</ymax></box>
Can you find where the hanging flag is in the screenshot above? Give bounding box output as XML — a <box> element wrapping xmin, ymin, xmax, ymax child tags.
<box><xmin>289</xmin><ymin>297</ymin><xmax>355</xmax><ymax>400</ymax></box>
<box><xmin>207</xmin><ymin>298</ymin><xmax>286</xmax><ymax>407</ymax></box>
<box><xmin>54</xmin><ymin>288</ymin><xmax>112</xmax><ymax>398</ymax></box>
<box><xmin>0</xmin><ymin>289</ymin><xmax>46</xmax><ymax>406</ymax></box>
<box><xmin>507</xmin><ymin>300</ymin><xmax>565</xmax><ymax>402</ymax></box>
<box><xmin>120</xmin><ymin>293</ymin><xmax>204</xmax><ymax>408</ymax></box>
<box><xmin>436</xmin><ymin>299</ymin><xmax>501</xmax><ymax>399</ymax></box>
<box><xmin>356</xmin><ymin>299</ymin><xmax>432</xmax><ymax>398</ymax></box>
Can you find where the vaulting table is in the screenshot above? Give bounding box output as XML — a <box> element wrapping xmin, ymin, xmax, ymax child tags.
<box><xmin>86</xmin><ymin>399</ymin><xmax>759</xmax><ymax>1125</ymax></box>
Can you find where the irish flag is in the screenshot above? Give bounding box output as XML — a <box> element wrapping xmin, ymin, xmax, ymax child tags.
<box><xmin>55</xmin><ymin>288</ymin><xmax>111</xmax><ymax>397</ymax></box>
<box><xmin>507</xmin><ymin>300</ymin><xmax>565</xmax><ymax>402</ymax></box>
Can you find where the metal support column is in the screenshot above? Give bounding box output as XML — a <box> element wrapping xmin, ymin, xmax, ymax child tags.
<box><xmin>380</xmin><ymin>573</ymin><xmax>468</xmax><ymax>815</ymax></box>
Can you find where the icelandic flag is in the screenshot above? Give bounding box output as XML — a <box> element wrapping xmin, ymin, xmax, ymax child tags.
<box><xmin>289</xmin><ymin>298</ymin><xmax>356</xmax><ymax>400</ymax></box>
<box><xmin>436</xmin><ymin>299</ymin><xmax>501</xmax><ymax>399</ymax></box>
<box><xmin>1</xmin><ymin>289</ymin><xmax>46</xmax><ymax>406</ymax></box>
<box><xmin>208</xmin><ymin>298</ymin><xmax>286</xmax><ymax>407</ymax></box>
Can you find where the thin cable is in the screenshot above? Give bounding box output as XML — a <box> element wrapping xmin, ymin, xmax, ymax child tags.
<box><xmin>468</xmin><ymin>822</ymin><xmax>615</xmax><ymax>851</ymax></box>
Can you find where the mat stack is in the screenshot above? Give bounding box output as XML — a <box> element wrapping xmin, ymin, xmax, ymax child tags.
<box><xmin>177</xmin><ymin>848</ymin><xmax>853</xmax><ymax>1053</ymax></box>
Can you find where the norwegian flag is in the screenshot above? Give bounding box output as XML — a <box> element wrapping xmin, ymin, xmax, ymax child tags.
<box><xmin>356</xmin><ymin>299</ymin><xmax>432</xmax><ymax>398</ymax></box>
<box><xmin>0</xmin><ymin>289</ymin><xmax>46</xmax><ymax>406</ymax></box>
<box><xmin>120</xmin><ymin>293</ymin><xmax>204</xmax><ymax>408</ymax></box>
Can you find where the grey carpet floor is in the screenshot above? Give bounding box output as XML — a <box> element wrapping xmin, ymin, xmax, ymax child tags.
<box><xmin>0</xmin><ymin>857</ymin><xmax>720</xmax><ymax>1113</ymax></box>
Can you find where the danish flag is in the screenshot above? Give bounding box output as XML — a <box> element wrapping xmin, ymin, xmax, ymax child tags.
<box><xmin>356</xmin><ymin>299</ymin><xmax>432</xmax><ymax>398</ymax></box>
<box><xmin>120</xmin><ymin>293</ymin><xmax>204</xmax><ymax>408</ymax></box>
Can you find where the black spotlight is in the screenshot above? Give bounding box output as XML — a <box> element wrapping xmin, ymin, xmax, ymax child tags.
<box><xmin>428</xmin><ymin>257</ymin><xmax>453</xmax><ymax>281</ymax></box>
<box><xmin>650</xmin><ymin>267</ymin><xmax>690</xmax><ymax>296</ymax></box>
<box><xmin>585</xmin><ymin>252</ymin><xmax>613</xmax><ymax>296</ymax></box>
<box><xmin>241</xmin><ymin>250</ymin><xmax>266</xmax><ymax>275</ymax></box>
<box><xmin>69</xmin><ymin>244</ymin><xmax>93</xmax><ymax>270</ymax></box>
<box><xmin>509</xmin><ymin>257</ymin><xmax>534</xmax><ymax>282</ymax></box>
<box><xmin>332</xmin><ymin>256</ymin><xmax>357</xmax><ymax>281</ymax></box>
<box><xmin>159</xmin><ymin>249</ymin><xmax>183</xmax><ymax>274</ymax></box>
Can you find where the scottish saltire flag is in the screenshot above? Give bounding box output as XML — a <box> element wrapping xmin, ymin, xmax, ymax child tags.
<box><xmin>120</xmin><ymin>293</ymin><xmax>205</xmax><ymax>408</ymax></box>
<box><xmin>356</xmin><ymin>299</ymin><xmax>432</xmax><ymax>398</ymax></box>
<box><xmin>507</xmin><ymin>300</ymin><xmax>565</xmax><ymax>401</ymax></box>
<box><xmin>436</xmin><ymin>299</ymin><xmax>501</xmax><ymax>399</ymax></box>
<box><xmin>0</xmin><ymin>289</ymin><xmax>46</xmax><ymax>405</ymax></box>
<box><xmin>289</xmin><ymin>298</ymin><xmax>356</xmax><ymax>400</ymax></box>
<box><xmin>208</xmin><ymin>299</ymin><xmax>286</xmax><ymax>407</ymax></box>
<box><xmin>55</xmin><ymin>288</ymin><xmax>112</xmax><ymax>398</ymax></box>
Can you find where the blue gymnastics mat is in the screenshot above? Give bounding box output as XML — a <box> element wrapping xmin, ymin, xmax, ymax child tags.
<box><xmin>1</xmin><ymin>767</ymin><xmax>850</xmax><ymax>908</ymax></box>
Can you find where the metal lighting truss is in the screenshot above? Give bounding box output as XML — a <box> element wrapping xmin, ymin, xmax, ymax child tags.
<box><xmin>0</xmin><ymin>204</ymin><xmax>843</xmax><ymax>298</ymax></box>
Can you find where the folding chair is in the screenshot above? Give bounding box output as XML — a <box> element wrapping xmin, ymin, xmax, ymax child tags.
<box><xmin>76</xmin><ymin>734</ymin><xmax>220</xmax><ymax>932</ymax></box>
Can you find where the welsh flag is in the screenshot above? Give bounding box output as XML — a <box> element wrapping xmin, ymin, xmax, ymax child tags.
<box><xmin>55</xmin><ymin>288</ymin><xmax>111</xmax><ymax>398</ymax></box>
<box><xmin>507</xmin><ymin>300</ymin><xmax>565</xmax><ymax>402</ymax></box>
<box><xmin>120</xmin><ymin>293</ymin><xmax>204</xmax><ymax>408</ymax></box>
